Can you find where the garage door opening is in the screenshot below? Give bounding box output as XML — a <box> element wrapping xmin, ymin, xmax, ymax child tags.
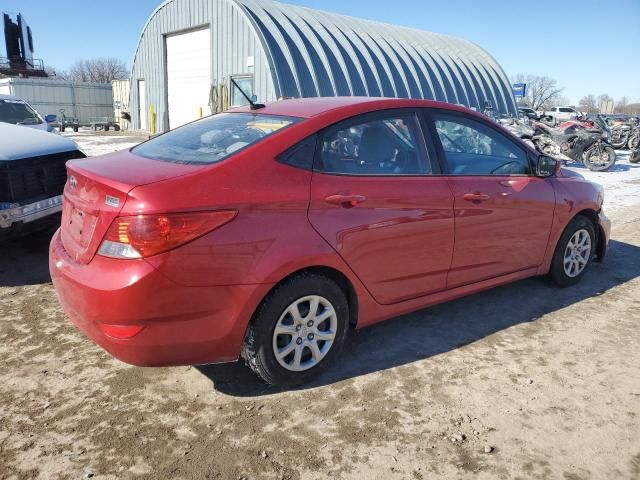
<box><xmin>165</xmin><ymin>27</ymin><xmax>211</xmax><ymax>130</ymax></box>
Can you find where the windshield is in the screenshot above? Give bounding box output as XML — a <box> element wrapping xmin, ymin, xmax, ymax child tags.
<box><xmin>0</xmin><ymin>99</ymin><xmax>43</xmax><ymax>125</ymax></box>
<box><xmin>132</xmin><ymin>113</ymin><xmax>300</xmax><ymax>165</ymax></box>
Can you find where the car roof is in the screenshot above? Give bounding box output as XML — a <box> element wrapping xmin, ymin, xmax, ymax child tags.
<box><xmin>228</xmin><ymin>96</ymin><xmax>475</xmax><ymax>119</ymax></box>
<box><xmin>0</xmin><ymin>94</ymin><xmax>24</xmax><ymax>101</ymax></box>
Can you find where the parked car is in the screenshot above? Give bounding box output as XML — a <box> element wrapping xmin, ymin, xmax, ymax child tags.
<box><xmin>0</xmin><ymin>123</ymin><xmax>85</xmax><ymax>239</ymax></box>
<box><xmin>545</xmin><ymin>106</ymin><xmax>580</xmax><ymax>124</ymax></box>
<box><xmin>518</xmin><ymin>107</ymin><xmax>541</xmax><ymax>120</ymax></box>
<box><xmin>50</xmin><ymin>97</ymin><xmax>610</xmax><ymax>386</ymax></box>
<box><xmin>0</xmin><ymin>94</ymin><xmax>56</xmax><ymax>131</ymax></box>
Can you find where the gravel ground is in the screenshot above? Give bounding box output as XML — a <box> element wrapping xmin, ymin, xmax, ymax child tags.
<box><xmin>0</xmin><ymin>134</ymin><xmax>639</xmax><ymax>480</ymax></box>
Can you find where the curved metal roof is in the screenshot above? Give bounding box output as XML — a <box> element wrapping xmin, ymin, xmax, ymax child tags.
<box><xmin>133</xmin><ymin>0</ymin><xmax>517</xmax><ymax>116</ymax></box>
<box><xmin>235</xmin><ymin>0</ymin><xmax>517</xmax><ymax>115</ymax></box>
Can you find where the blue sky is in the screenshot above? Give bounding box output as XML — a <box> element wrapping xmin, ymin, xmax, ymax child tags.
<box><xmin>3</xmin><ymin>0</ymin><xmax>639</xmax><ymax>104</ymax></box>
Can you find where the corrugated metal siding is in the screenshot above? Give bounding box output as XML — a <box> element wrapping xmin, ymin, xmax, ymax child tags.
<box><xmin>236</xmin><ymin>0</ymin><xmax>517</xmax><ymax>115</ymax></box>
<box><xmin>129</xmin><ymin>0</ymin><xmax>274</xmax><ymax>131</ymax></box>
<box><xmin>130</xmin><ymin>0</ymin><xmax>517</xmax><ymax>131</ymax></box>
<box><xmin>0</xmin><ymin>78</ymin><xmax>113</xmax><ymax>124</ymax></box>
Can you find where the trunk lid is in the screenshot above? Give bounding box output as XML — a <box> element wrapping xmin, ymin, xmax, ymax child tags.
<box><xmin>60</xmin><ymin>151</ymin><xmax>199</xmax><ymax>264</ymax></box>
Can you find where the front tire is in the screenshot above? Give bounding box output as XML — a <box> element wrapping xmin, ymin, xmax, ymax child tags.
<box><xmin>242</xmin><ymin>273</ymin><xmax>349</xmax><ymax>386</ymax></box>
<box><xmin>584</xmin><ymin>145</ymin><xmax>616</xmax><ymax>171</ymax></box>
<box><xmin>549</xmin><ymin>216</ymin><xmax>595</xmax><ymax>287</ymax></box>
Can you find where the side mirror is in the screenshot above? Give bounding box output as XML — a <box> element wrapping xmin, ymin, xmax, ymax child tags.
<box><xmin>250</xmin><ymin>94</ymin><xmax>258</xmax><ymax>103</ymax></box>
<box><xmin>45</xmin><ymin>114</ymin><xmax>57</xmax><ymax>123</ymax></box>
<box><xmin>537</xmin><ymin>155</ymin><xmax>559</xmax><ymax>177</ymax></box>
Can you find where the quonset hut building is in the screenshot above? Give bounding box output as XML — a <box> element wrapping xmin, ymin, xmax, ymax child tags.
<box><xmin>129</xmin><ymin>0</ymin><xmax>517</xmax><ymax>132</ymax></box>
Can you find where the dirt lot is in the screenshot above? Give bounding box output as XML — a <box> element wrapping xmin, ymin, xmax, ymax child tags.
<box><xmin>1</xmin><ymin>138</ymin><xmax>639</xmax><ymax>479</ymax></box>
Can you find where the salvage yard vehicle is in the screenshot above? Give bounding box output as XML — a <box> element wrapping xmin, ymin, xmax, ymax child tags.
<box><xmin>49</xmin><ymin>97</ymin><xmax>610</xmax><ymax>386</ymax></box>
<box><xmin>1</xmin><ymin>123</ymin><xmax>85</xmax><ymax>239</ymax></box>
<box><xmin>518</xmin><ymin>107</ymin><xmax>541</xmax><ymax>121</ymax></box>
<box><xmin>545</xmin><ymin>106</ymin><xmax>579</xmax><ymax>124</ymax></box>
<box><xmin>0</xmin><ymin>94</ymin><xmax>56</xmax><ymax>132</ymax></box>
<box><xmin>531</xmin><ymin>116</ymin><xmax>617</xmax><ymax>171</ymax></box>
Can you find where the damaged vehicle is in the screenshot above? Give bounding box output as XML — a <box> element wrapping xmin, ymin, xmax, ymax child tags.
<box><xmin>50</xmin><ymin>98</ymin><xmax>610</xmax><ymax>387</ymax></box>
<box><xmin>0</xmin><ymin>122</ymin><xmax>85</xmax><ymax>239</ymax></box>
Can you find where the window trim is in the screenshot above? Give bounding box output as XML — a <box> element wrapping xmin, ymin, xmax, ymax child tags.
<box><xmin>423</xmin><ymin>108</ymin><xmax>534</xmax><ymax>177</ymax></box>
<box><xmin>312</xmin><ymin>108</ymin><xmax>436</xmax><ymax>177</ymax></box>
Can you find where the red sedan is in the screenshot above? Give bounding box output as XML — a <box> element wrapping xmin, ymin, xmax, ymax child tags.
<box><xmin>50</xmin><ymin>97</ymin><xmax>610</xmax><ymax>386</ymax></box>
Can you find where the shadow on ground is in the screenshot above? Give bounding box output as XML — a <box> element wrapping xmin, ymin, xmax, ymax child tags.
<box><xmin>0</xmin><ymin>226</ymin><xmax>56</xmax><ymax>287</ymax></box>
<box><xmin>198</xmin><ymin>239</ymin><xmax>640</xmax><ymax>396</ymax></box>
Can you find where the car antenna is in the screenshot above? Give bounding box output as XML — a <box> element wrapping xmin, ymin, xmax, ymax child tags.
<box><xmin>230</xmin><ymin>78</ymin><xmax>265</xmax><ymax>110</ymax></box>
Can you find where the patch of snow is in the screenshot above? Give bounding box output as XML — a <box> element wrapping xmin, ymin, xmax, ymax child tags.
<box><xmin>564</xmin><ymin>150</ymin><xmax>640</xmax><ymax>213</ymax></box>
<box><xmin>60</xmin><ymin>128</ymin><xmax>146</xmax><ymax>157</ymax></box>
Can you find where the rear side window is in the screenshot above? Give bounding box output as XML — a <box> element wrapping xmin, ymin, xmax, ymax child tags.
<box><xmin>277</xmin><ymin>135</ymin><xmax>317</xmax><ymax>170</ymax></box>
<box><xmin>559</xmin><ymin>107</ymin><xmax>574</xmax><ymax>113</ymax></box>
<box><xmin>132</xmin><ymin>113</ymin><xmax>300</xmax><ymax>164</ymax></box>
<box><xmin>317</xmin><ymin>113</ymin><xmax>430</xmax><ymax>175</ymax></box>
<box><xmin>432</xmin><ymin>113</ymin><xmax>530</xmax><ymax>175</ymax></box>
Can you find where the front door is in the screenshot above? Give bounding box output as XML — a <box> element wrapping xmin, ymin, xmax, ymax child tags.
<box><xmin>428</xmin><ymin>110</ymin><xmax>556</xmax><ymax>288</ymax></box>
<box><xmin>308</xmin><ymin>110</ymin><xmax>455</xmax><ymax>305</ymax></box>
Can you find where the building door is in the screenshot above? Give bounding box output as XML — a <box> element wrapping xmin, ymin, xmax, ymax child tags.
<box><xmin>166</xmin><ymin>27</ymin><xmax>211</xmax><ymax>129</ymax></box>
<box><xmin>137</xmin><ymin>80</ymin><xmax>147</xmax><ymax>131</ymax></box>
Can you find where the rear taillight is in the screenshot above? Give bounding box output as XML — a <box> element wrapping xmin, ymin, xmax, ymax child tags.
<box><xmin>98</xmin><ymin>211</ymin><xmax>237</xmax><ymax>259</ymax></box>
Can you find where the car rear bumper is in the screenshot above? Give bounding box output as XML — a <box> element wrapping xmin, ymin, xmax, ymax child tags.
<box><xmin>0</xmin><ymin>195</ymin><xmax>63</xmax><ymax>229</ymax></box>
<box><xmin>49</xmin><ymin>229</ymin><xmax>271</xmax><ymax>366</ymax></box>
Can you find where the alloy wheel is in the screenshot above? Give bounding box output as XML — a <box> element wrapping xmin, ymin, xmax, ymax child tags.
<box><xmin>272</xmin><ymin>295</ymin><xmax>338</xmax><ymax>372</ymax></box>
<box><xmin>563</xmin><ymin>229</ymin><xmax>592</xmax><ymax>278</ymax></box>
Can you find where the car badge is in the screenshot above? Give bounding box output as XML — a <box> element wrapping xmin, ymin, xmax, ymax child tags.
<box><xmin>105</xmin><ymin>195</ymin><xmax>120</xmax><ymax>207</ymax></box>
<box><xmin>69</xmin><ymin>176</ymin><xmax>77</xmax><ymax>189</ymax></box>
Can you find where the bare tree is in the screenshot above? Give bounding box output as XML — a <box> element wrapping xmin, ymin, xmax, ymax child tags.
<box><xmin>68</xmin><ymin>58</ymin><xmax>128</xmax><ymax>83</ymax></box>
<box><xmin>511</xmin><ymin>74</ymin><xmax>565</xmax><ymax>110</ymax></box>
<box><xmin>45</xmin><ymin>65</ymin><xmax>68</xmax><ymax>79</ymax></box>
<box><xmin>578</xmin><ymin>94</ymin><xmax>598</xmax><ymax>113</ymax></box>
<box><xmin>615</xmin><ymin>96</ymin><xmax>629</xmax><ymax>113</ymax></box>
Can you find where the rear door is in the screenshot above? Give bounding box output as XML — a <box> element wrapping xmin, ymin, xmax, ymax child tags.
<box><xmin>308</xmin><ymin>109</ymin><xmax>455</xmax><ymax>305</ymax></box>
<box><xmin>426</xmin><ymin>110</ymin><xmax>556</xmax><ymax>288</ymax></box>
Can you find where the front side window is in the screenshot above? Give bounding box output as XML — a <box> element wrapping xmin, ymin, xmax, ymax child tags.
<box><xmin>132</xmin><ymin>113</ymin><xmax>300</xmax><ymax>165</ymax></box>
<box><xmin>317</xmin><ymin>113</ymin><xmax>429</xmax><ymax>175</ymax></box>
<box><xmin>432</xmin><ymin>113</ymin><xmax>530</xmax><ymax>175</ymax></box>
<box><xmin>0</xmin><ymin>98</ymin><xmax>43</xmax><ymax>125</ymax></box>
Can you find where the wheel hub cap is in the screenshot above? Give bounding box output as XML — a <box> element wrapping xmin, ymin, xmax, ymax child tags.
<box><xmin>272</xmin><ymin>295</ymin><xmax>338</xmax><ymax>372</ymax></box>
<box><xmin>563</xmin><ymin>229</ymin><xmax>592</xmax><ymax>278</ymax></box>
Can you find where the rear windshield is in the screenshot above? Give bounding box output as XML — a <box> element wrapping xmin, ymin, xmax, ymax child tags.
<box><xmin>132</xmin><ymin>113</ymin><xmax>300</xmax><ymax>164</ymax></box>
<box><xmin>0</xmin><ymin>99</ymin><xmax>43</xmax><ymax>125</ymax></box>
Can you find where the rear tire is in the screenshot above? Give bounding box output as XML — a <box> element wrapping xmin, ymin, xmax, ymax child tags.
<box><xmin>549</xmin><ymin>216</ymin><xmax>595</xmax><ymax>287</ymax></box>
<box><xmin>242</xmin><ymin>273</ymin><xmax>349</xmax><ymax>386</ymax></box>
<box><xmin>629</xmin><ymin>135</ymin><xmax>639</xmax><ymax>150</ymax></box>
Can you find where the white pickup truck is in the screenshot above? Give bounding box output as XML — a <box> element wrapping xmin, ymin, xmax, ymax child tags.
<box><xmin>0</xmin><ymin>123</ymin><xmax>85</xmax><ymax>239</ymax></box>
<box><xmin>545</xmin><ymin>106</ymin><xmax>580</xmax><ymax>124</ymax></box>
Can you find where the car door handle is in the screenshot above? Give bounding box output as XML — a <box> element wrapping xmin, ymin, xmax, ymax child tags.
<box><xmin>325</xmin><ymin>194</ymin><xmax>367</xmax><ymax>207</ymax></box>
<box><xmin>463</xmin><ymin>193</ymin><xmax>491</xmax><ymax>202</ymax></box>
